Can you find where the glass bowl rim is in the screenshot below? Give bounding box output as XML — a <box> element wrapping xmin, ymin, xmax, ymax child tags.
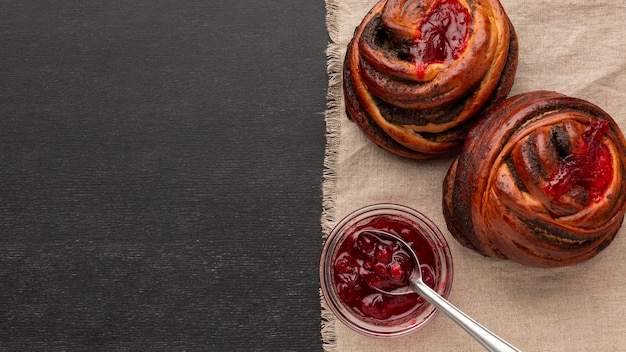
<box><xmin>319</xmin><ymin>202</ymin><xmax>454</xmax><ymax>338</ymax></box>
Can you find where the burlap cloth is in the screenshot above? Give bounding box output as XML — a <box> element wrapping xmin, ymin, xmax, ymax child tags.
<box><xmin>321</xmin><ymin>0</ymin><xmax>626</xmax><ymax>350</ymax></box>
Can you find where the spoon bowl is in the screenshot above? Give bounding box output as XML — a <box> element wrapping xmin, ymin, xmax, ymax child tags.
<box><xmin>357</xmin><ymin>229</ymin><xmax>424</xmax><ymax>296</ymax></box>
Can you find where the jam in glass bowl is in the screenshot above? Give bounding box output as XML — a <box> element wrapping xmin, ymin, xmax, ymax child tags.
<box><xmin>320</xmin><ymin>203</ymin><xmax>453</xmax><ymax>338</ymax></box>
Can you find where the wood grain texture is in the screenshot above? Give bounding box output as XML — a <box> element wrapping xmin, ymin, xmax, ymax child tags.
<box><xmin>0</xmin><ymin>1</ymin><xmax>328</xmax><ymax>350</ymax></box>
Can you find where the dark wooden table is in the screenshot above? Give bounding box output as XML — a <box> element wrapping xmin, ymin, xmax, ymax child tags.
<box><xmin>0</xmin><ymin>1</ymin><xmax>328</xmax><ymax>350</ymax></box>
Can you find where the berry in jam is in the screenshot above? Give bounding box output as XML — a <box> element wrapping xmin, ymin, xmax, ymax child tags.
<box><xmin>543</xmin><ymin>120</ymin><xmax>613</xmax><ymax>204</ymax></box>
<box><xmin>410</xmin><ymin>0</ymin><xmax>471</xmax><ymax>78</ymax></box>
<box><xmin>332</xmin><ymin>216</ymin><xmax>438</xmax><ymax>321</ymax></box>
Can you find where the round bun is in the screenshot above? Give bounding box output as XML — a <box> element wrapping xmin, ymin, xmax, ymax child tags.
<box><xmin>343</xmin><ymin>0</ymin><xmax>518</xmax><ymax>158</ymax></box>
<box><xmin>443</xmin><ymin>91</ymin><xmax>626</xmax><ymax>267</ymax></box>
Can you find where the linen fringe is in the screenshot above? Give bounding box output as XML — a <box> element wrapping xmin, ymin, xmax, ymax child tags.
<box><xmin>320</xmin><ymin>0</ymin><xmax>344</xmax><ymax>351</ymax></box>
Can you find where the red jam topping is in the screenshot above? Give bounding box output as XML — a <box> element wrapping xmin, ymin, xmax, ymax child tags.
<box><xmin>543</xmin><ymin>120</ymin><xmax>613</xmax><ymax>204</ymax></box>
<box><xmin>332</xmin><ymin>216</ymin><xmax>437</xmax><ymax>321</ymax></box>
<box><xmin>410</xmin><ymin>0</ymin><xmax>471</xmax><ymax>78</ymax></box>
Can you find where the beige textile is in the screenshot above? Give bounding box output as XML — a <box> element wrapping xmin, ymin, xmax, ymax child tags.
<box><xmin>321</xmin><ymin>0</ymin><xmax>626</xmax><ymax>351</ymax></box>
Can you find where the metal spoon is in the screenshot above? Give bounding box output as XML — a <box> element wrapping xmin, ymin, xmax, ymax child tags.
<box><xmin>360</xmin><ymin>229</ymin><xmax>521</xmax><ymax>352</ymax></box>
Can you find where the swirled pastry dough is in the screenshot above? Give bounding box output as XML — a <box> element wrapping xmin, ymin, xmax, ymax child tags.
<box><xmin>443</xmin><ymin>91</ymin><xmax>626</xmax><ymax>267</ymax></box>
<box><xmin>344</xmin><ymin>0</ymin><xmax>518</xmax><ymax>158</ymax></box>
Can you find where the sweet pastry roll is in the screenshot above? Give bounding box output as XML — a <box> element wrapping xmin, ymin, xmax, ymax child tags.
<box><xmin>343</xmin><ymin>0</ymin><xmax>518</xmax><ymax>158</ymax></box>
<box><xmin>443</xmin><ymin>91</ymin><xmax>626</xmax><ymax>267</ymax></box>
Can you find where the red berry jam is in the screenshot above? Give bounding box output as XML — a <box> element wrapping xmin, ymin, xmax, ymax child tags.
<box><xmin>543</xmin><ymin>120</ymin><xmax>613</xmax><ymax>204</ymax></box>
<box><xmin>332</xmin><ymin>216</ymin><xmax>439</xmax><ymax>322</ymax></box>
<box><xmin>410</xmin><ymin>0</ymin><xmax>471</xmax><ymax>78</ymax></box>
<box><xmin>320</xmin><ymin>204</ymin><xmax>453</xmax><ymax>337</ymax></box>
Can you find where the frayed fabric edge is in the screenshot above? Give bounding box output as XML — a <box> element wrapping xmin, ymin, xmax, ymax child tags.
<box><xmin>321</xmin><ymin>0</ymin><xmax>344</xmax><ymax>351</ymax></box>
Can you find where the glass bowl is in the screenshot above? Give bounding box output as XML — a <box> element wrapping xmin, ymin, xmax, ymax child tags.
<box><xmin>320</xmin><ymin>203</ymin><xmax>454</xmax><ymax>338</ymax></box>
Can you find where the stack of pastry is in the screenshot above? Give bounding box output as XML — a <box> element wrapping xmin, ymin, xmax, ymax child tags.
<box><xmin>343</xmin><ymin>0</ymin><xmax>518</xmax><ymax>158</ymax></box>
<box><xmin>344</xmin><ymin>0</ymin><xmax>626</xmax><ymax>267</ymax></box>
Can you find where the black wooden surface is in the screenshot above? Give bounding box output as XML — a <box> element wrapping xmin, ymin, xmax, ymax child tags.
<box><xmin>0</xmin><ymin>1</ymin><xmax>328</xmax><ymax>351</ymax></box>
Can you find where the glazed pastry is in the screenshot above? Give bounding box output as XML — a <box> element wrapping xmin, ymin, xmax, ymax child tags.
<box><xmin>343</xmin><ymin>0</ymin><xmax>518</xmax><ymax>158</ymax></box>
<box><xmin>443</xmin><ymin>91</ymin><xmax>626</xmax><ymax>267</ymax></box>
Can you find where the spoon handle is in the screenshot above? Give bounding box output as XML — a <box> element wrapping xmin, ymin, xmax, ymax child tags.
<box><xmin>412</xmin><ymin>280</ymin><xmax>521</xmax><ymax>352</ymax></box>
